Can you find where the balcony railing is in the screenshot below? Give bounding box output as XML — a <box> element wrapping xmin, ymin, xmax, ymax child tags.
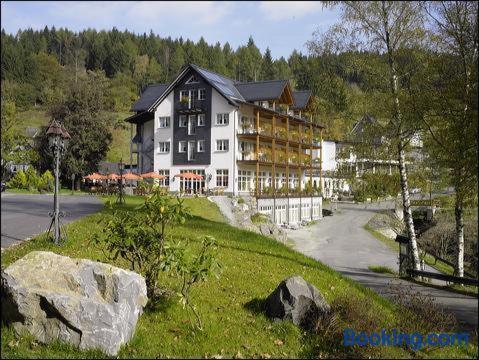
<box><xmin>176</xmin><ymin>99</ymin><xmax>206</xmax><ymax>113</ymax></box>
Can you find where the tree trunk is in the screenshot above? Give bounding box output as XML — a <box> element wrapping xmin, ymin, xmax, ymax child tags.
<box><xmin>455</xmin><ymin>196</ymin><xmax>464</xmax><ymax>277</ymax></box>
<box><xmin>398</xmin><ymin>141</ymin><xmax>421</xmax><ymax>270</ymax></box>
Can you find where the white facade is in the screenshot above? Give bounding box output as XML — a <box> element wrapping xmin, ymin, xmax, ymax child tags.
<box><xmin>149</xmin><ymin>88</ymin><xmax>238</xmax><ymax>193</ymax></box>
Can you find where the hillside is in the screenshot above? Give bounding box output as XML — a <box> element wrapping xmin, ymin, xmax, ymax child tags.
<box><xmin>1</xmin><ymin>196</ymin><xmax>476</xmax><ymax>358</ymax></box>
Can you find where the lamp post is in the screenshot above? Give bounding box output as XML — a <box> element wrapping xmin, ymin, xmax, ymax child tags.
<box><xmin>46</xmin><ymin>120</ymin><xmax>70</xmax><ymax>245</ymax></box>
<box><xmin>116</xmin><ymin>158</ymin><xmax>125</xmax><ymax>204</ymax></box>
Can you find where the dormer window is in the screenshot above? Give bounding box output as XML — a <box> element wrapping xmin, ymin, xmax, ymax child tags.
<box><xmin>185</xmin><ymin>75</ymin><xmax>199</xmax><ymax>84</ymax></box>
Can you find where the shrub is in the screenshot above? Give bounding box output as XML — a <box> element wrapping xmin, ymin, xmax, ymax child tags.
<box><xmin>24</xmin><ymin>167</ymin><xmax>40</xmax><ymax>192</ymax></box>
<box><xmin>237</xmin><ymin>197</ymin><xmax>245</xmax><ymax>204</ymax></box>
<box><xmin>7</xmin><ymin>170</ymin><xmax>27</xmax><ymax>189</ymax></box>
<box><xmin>251</xmin><ymin>213</ymin><xmax>268</xmax><ymax>224</ymax></box>
<box><xmin>38</xmin><ymin>170</ymin><xmax>54</xmax><ymax>192</ymax></box>
<box><xmin>94</xmin><ymin>190</ymin><xmax>190</xmax><ymax>299</ymax></box>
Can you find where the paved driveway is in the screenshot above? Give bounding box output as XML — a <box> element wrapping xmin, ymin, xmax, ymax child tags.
<box><xmin>286</xmin><ymin>201</ymin><xmax>478</xmax><ymax>330</ymax></box>
<box><xmin>1</xmin><ymin>193</ymin><xmax>103</xmax><ymax>249</ymax></box>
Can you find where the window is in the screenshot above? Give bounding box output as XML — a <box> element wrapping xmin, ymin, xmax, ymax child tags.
<box><xmin>158</xmin><ymin>169</ymin><xmax>170</xmax><ymax>186</ymax></box>
<box><xmin>197</xmin><ymin>114</ymin><xmax>205</xmax><ymax>126</ymax></box>
<box><xmin>238</xmin><ymin>170</ymin><xmax>251</xmax><ymax>191</ymax></box>
<box><xmin>190</xmin><ymin>89</ymin><xmax>198</xmax><ymax>101</ymax></box>
<box><xmin>188</xmin><ymin>141</ymin><xmax>195</xmax><ymax>161</ymax></box>
<box><xmin>158</xmin><ymin>116</ymin><xmax>170</xmax><ymax>128</ymax></box>
<box><xmin>179</xmin><ymin>141</ymin><xmax>187</xmax><ymax>153</ymax></box>
<box><xmin>179</xmin><ymin>115</ymin><xmax>187</xmax><ymax>127</ymax></box>
<box><xmin>216</xmin><ymin>139</ymin><xmax>229</xmax><ymax>152</ymax></box>
<box><xmin>198</xmin><ymin>89</ymin><xmax>206</xmax><ymax>100</ymax></box>
<box><xmin>197</xmin><ymin>140</ymin><xmax>205</xmax><ymax>152</ymax></box>
<box><xmin>216</xmin><ymin>113</ymin><xmax>229</xmax><ymax>125</ymax></box>
<box><xmin>186</xmin><ymin>75</ymin><xmax>199</xmax><ymax>84</ymax></box>
<box><xmin>188</xmin><ymin>115</ymin><xmax>196</xmax><ymax>135</ymax></box>
<box><xmin>216</xmin><ymin>169</ymin><xmax>229</xmax><ymax>187</ymax></box>
<box><xmin>158</xmin><ymin>141</ymin><xmax>170</xmax><ymax>153</ymax></box>
<box><xmin>180</xmin><ymin>90</ymin><xmax>189</xmax><ymax>100</ymax></box>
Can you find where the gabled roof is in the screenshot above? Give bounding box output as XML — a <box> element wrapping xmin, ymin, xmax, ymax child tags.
<box><xmin>235</xmin><ymin>80</ymin><xmax>291</xmax><ymax>103</ymax></box>
<box><xmin>291</xmin><ymin>90</ymin><xmax>312</xmax><ymax>110</ymax></box>
<box><xmin>190</xmin><ymin>64</ymin><xmax>245</xmax><ymax>103</ymax></box>
<box><xmin>130</xmin><ymin>84</ymin><xmax>168</xmax><ymax>112</ymax></box>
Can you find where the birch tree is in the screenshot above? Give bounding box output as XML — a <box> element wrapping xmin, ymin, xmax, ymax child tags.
<box><xmin>421</xmin><ymin>1</ymin><xmax>478</xmax><ymax>277</ymax></box>
<box><xmin>309</xmin><ymin>1</ymin><xmax>426</xmax><ymax>270</ymax></box>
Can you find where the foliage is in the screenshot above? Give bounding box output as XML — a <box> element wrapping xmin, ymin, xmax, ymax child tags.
<box><xmin>7</xmin><ymin>170</ymin><xmax>27</xmax><ymax>189</ymax></box>
<box><xmin>35</xmin><ymin>71</ymin><xmax>113</xmax><ymax>184</ymax></box>
<box><xmin>93</xmin><ymin>191</ymin><xmax>190</xmax><ymax>299</ymax></box>
<box><xmin>165</xmin><ymin>236</ymin><xmax>221</xmax><ymax>330</ymax></box>
<box><xmin>250</xmin><ymin>213</ymin><xmax>269</xmax><ymax>224</ymax></box>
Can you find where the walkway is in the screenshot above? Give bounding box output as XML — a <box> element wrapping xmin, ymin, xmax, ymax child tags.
<box><xmin>286</xmin><ymin>201</ymin><xmax>478</xmax><ymax>330</ymax></box>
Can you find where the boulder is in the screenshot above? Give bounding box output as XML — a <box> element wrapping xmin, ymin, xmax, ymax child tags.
<box><xmin>265</xmin><ymin>276</ymin><xmax>330</xmax><ymax>329</ymax></box>
<box><xmin>1</xmin><ymin>251</ymin><xmax>147</xmax><ymax>356</ymax></box>
<box><xmin>239</xmin><ymin>203</ymin><xmax>249</xmax><ymax>212</ymax></box>
<box><xmin>259</xmin><ymin>223</ymin><xmax>272</xmax><ymax>236</ymax></box>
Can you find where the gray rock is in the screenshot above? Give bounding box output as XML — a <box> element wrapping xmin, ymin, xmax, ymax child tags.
<box><xmin>1</xmin><ymin>251</ymin><xmax>147</xmax><ymax>356</ymax></box>
<box><xmin>239</xmin><ymin>203</ymin><xmax>249</xmax><ymax>212</ymax></box>
<box><xmin>265</xmin><ymin>276</ymin><xmax>330</xmax><ymax>329</ymax></box>
<box><xmin>259</xmin><ymin>224</ymin><xmax>272</xmax><ymax>236</ymax></box>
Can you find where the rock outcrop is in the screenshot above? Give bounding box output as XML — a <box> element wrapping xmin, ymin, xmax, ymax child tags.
<box><xmin>265</xmin><ymin>276</ymin><xmax>331</xmax><ymax>329</ymax></box>
<box><xmin>1</xmin><ymin>251</ymin><xmax>147</xmax><ymax>356</ymax></box>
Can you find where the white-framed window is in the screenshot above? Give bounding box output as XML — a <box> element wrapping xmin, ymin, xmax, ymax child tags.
<box><xmin>238</xmin><ymin>170</ymin><xmax>252</xmax><ymax>191</ymax></box>
<box><xmin>197</xmin><ymin>140</ymin><xmax>205</xmax><ymax>152</ymax></box>
<box><xmin>190</xmin><ymin>89</ymin><xmax>198</xmax><ymax>101</ymax></box>
<box><xmin>188</xmin><ymin>115</ymin><xmax>196</xmax><ymax>135</ymax></box>
<box><xmin>188</xmin><ymin>141</ymin><xmax>196</xmax><ymax>161</ymax></box>
<box><xmin>198</xmin><ymin>88</ymin><xmax>206</xmax><ymax>100</ymax></box>
<box><xmin>179</xmin><ymin>115</ymin><xmax>187</xmax><ymax>127</ymax></box>
<box><xmin>158</xmin><ymin>169</ymin><xmax>170</xmax><ymax>186</ymax></box>
<box><xmin>179</xmin><ymin>141</ymin><xmax>187</xmax><ymax>153</ymax></box>
<box><xmin>180</xmin><ymin>90</ymin><xmax>189</xmax><ymax>100</ymax></box>
<box><xmin>158</xmin><ymin>141</ymin><xmax>170</xmax><ymax>153</ymax></box>
<box><xmin>185</xmin><ymin>75</ymin><xmax>199</xmax><ymax>84</ymax></box>
<box><xmin>216</xmin><ymin>113</ymin><xmax>229</xmax><ymax>125</ymax></box>
<box><xmin>216</xmin><ymin>139</ymin><xmax>229</xmax><ymax>152</ymax></box>
<box><xmin>158</xmin><ymin>116</ymin><xmax>170</xmax><ymax>128</ymax></box>
<box><xmin>216</xmin><ymin>169</ymin><xmax>229</xmax><ymax>187</ymax></box>
<box><xmin>197</xmin><ymin>114</ymin><xmax>205</xmax><ymax>126</ymax></box>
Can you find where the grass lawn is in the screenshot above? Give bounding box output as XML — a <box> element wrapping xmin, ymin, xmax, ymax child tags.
<box><xmin>1</xmin><ymin>196</ymin><xmax>477</xmax><ymax>358</ymax></box>
<box><xmin>368</xmin><ymin>265</ymin><xmax>398</xmax><ymax>276</ymax></box>
<box><xmin>5</xmin><ymin>188</ymin><xmax>89</xmax><ymax>195</ymax></box>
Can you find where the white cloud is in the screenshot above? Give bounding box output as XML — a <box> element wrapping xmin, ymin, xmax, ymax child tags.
<box><xmin>259</xmin><ymin>1</ymin><xmax>323</xmax><ymax>21</ymax></box>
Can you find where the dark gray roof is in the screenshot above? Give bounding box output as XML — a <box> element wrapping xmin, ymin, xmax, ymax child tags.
<box><xmin>131</xmin><ymin>84</ymin><xmax>168</xmax><ymax>112</ymax></box>
<box><xmin>291</xmin><ymin>90</ymin><xmax>312</xmax><ymax>110</ymax></box>
<box><xmin>190</xmin><ymin>64</ymin><xmax>245</xmax><ymax>104</ymax></box>
<box><xmin>235</xmin><ymin>80</ymin><xmax>288</xmax><ymax>102</ymax></box>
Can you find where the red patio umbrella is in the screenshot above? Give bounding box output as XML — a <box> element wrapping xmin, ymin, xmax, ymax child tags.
<box><xmin>141</xmin><ymin>172</ymin><xmax>166</xmax><ymax>179</ymax></box>
<box><xmin>121</xmin><ymin>172</ymin><xmax>143</xmax><ymax>181</ymax></box>
<box><xmin>174</xmin><ymin>172</ymin><xmax>203</xmax><ymax>180</ymax></box>
<box><xmin>106</xmin><ymin>173</ymin><xmax>120</xmax><ymax>180</ymax></box>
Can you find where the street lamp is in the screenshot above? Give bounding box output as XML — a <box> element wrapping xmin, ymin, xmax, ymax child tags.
<box><xmin>116</xmin><ymin>158</ymin><xmax>125</xmax><ymax>204</ymax></box>
<box><xmin>46</xmin><ymin>119</ymin><xmax>70</xmax><ymax>245</ymax></box>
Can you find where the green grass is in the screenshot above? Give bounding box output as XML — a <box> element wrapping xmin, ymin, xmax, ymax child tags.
<box><xmin>250</xmin><ymin>212</ymin><xmax>269</xmax><ymax>224</ymax></box>
<box><xmin>5</xmin><ymin>188</ymin><xmax>89</xmax><ymax>195</ymax></box>
<box><xmin>368</xmin><ymin>265</ymin><xmax>398</xmax><ymax>276</ymax></box>
<box><xmin>1</xmin><ymin>196</ymin><xmax>476</xmax><ymax>358</ymax></box>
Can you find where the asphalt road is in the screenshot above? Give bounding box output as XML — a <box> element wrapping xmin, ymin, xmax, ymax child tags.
<box><xmin>1</xmin><ymin>193</ymin><xmax>103</xmax><ymax>249</ymax></box>
<box><xmin>286</xmin><ymin>201</ymin><xmax>478</xmax><ymax>331</ymax></box>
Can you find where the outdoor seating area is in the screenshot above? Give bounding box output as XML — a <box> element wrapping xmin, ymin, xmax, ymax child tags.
<box><xmin>82</xmin><ymin>171</ymin><xmax>166</xmax><ymax>196</ymax></box>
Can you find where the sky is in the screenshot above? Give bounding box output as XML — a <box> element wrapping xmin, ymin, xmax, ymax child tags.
<box><xmin>1</xmin><ymin>1</ymin><xmax>342</xmax><ymax>59</ymax></box>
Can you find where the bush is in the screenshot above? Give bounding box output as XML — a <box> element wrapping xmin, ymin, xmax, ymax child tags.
<box><xmin>7</xmin><ymin>170</ymin><xmax>28</xmax><ymax>189</ymax></box>
<box><xmin>251</xmin><ymin>213</ymin><xmax>268</xmax><ymax>224</ymax></box>
<box><xmin>237</xmin><ymin>197</ymin><xmax>245</xmax><ymax>204</ymax></box>
<box><xmin>24</xmin><ymin>167</ymin><xmax>40</xmax><ymax>192</ymax></box>
<box><xmin>38</xmin><ymin>170</ymin><xmax>54</xmax><ymax>192</ymax></box>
